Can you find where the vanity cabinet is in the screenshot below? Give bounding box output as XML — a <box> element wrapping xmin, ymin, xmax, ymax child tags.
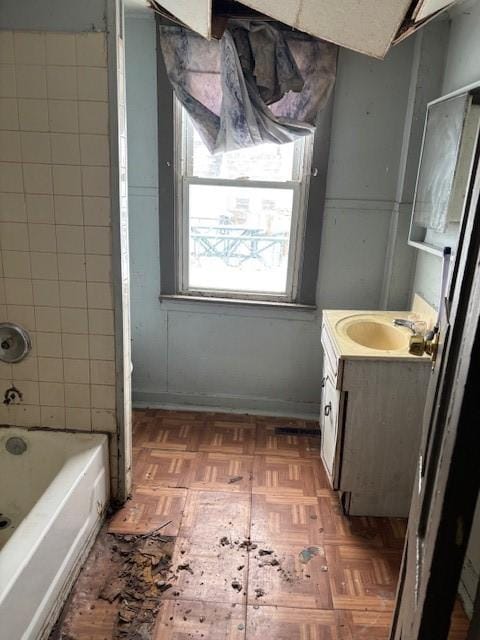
<box><xmin>320</xmin><ymin>321</ymin><xmax>431</xmax><ymax>517</ymax></box>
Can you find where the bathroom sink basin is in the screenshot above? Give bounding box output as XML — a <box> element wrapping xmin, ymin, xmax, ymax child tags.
<box><xmin>335</xmin><ymin>315</ymin><xmax>410</xmax><ymax>352</ymax></box>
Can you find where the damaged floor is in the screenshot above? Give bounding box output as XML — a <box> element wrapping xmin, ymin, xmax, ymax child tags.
<box><xmin>51</xmin><ymin>409</ymin><xmax>470</xmax><ymax>639</ymax></box>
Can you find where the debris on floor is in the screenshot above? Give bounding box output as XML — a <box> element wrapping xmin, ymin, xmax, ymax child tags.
<box><xmin>299</xmin><ymin>546</ymin><xmax>320</xmax><ymax>564</ymax></box>
<box><xmin>227</xmin><ymin>475</ymin><xmax>243</xmax><ymax>484</ymax></box>
<box><xmin>50</xmin><ymin>523</ymin><xmax>175</xmax><ymax>640</ymax></box>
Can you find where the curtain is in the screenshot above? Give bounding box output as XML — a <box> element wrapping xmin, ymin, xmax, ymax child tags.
<box><xmin>159</xmin><ymin>21</ymin><xmax>337</xmax><ymax>154</ymax></box>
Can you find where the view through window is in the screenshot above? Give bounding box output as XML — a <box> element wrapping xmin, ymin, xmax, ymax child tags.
<box><xmin>177</xmin><ymin>107</ymin><xmax>312</xmax><ymax>300</ymax></box>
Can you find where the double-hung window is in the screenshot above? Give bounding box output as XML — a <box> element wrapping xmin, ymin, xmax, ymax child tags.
<box><xmin>174</xmin><ymin>103</ymin><xmax>314</xmax><ymax>303</ymax></box>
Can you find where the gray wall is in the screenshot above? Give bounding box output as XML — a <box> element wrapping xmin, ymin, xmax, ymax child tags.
<box><xmin>412</xmin><ymin>0</ymin><xmax>480</xmax><ymax>308</ymax></box>
<box><xmin>125</xmin><ymin>15</ymin><xmax>415</xmax><ymax>417</ymax></box>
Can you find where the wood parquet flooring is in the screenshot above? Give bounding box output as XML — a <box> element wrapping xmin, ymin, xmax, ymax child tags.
<box><xmin>62</xmin><ymin>409</ymin><xmax>470</xmax><ymax>639</ymax></box>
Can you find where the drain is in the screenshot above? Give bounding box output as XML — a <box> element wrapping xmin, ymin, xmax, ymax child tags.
<box><xmin>0</xmin><ymin>515</ymin><xmax>11</xmax><ymax>529</ymax></box>
<box><xmin>5</xmin><ymin>436</ymin><xmax>27</xmax><ymax>455</ymax></box>
<box><xmin>274</xmin><ymin>427</ymin><xmax>320</xmax><ymax>436</ymax></box>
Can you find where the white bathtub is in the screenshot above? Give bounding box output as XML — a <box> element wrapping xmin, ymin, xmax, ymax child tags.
<box><xmin>0</xmin><ymin>427</ymin><xmax>109</xmax><ymax>640</ymax></box>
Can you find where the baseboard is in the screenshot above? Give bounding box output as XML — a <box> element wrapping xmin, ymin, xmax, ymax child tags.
<box><xmin>132</xmin><ymin>390</ymin><xmax>319</xmax><ymax>421</ymax></box>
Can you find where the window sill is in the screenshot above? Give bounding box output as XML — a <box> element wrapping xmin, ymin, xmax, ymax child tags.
<box><xmin>159</xmin><ymin>294</ymin><xmax>316</xmax><ymax>311</ymax></box>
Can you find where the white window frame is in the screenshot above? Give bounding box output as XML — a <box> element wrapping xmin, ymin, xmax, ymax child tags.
<box><xmin>174</xmin><ymin>99</ymin><xmax>314</xmax><ymax>303</ymax></box>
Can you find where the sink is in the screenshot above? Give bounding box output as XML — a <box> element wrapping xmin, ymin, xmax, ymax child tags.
<box><xmin>335</xmin><ymin>315</ymin><xmax>410</xmax><ymax>352</ymax></box>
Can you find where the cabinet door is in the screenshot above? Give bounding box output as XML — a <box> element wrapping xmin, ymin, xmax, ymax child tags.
<box><xmin>320</xmin><ymin>373</ymin><xmax>341</xmax><ymax>488</ymax></box>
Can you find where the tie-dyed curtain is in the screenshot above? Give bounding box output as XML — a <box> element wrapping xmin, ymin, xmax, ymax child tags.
<box><xmin>159</xmin><ymin>21</ymin><xmax>337</xmax><ymax>154</ymax></box>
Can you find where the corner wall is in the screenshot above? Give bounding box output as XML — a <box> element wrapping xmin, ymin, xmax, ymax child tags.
<box><xmin>126</xmin><ymin>14</ymin><xmax>416</xmax><ymax>418</ymax></box>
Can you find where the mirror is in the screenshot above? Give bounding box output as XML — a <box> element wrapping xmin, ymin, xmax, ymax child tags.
<box><xmin>409</xmin><ymin>86</ymin><xmax>480</xmax><ymax>256</ymax></box>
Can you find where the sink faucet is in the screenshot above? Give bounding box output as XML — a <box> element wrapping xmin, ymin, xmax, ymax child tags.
<box><xmin>392</xmin><ymin>318</ymin><xmax>417</xmax><ymax>333</ymax></box>
<box><xmin>393</xmin><ymin>318</ymin><xmax>430</xmax><ymax>356</ymax></box>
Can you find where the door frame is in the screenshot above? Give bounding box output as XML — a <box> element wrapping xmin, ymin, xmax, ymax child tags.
<box><xmin>390</xmin><ymin>138</ymin><xmax>480</xmax><ymax>638</ymax></box>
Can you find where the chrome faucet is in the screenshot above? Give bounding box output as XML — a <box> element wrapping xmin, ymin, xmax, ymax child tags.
<box><xmin>392</xmin><ymin>318</ymin><xmax>417</xmax><ymax>333</ymax></box>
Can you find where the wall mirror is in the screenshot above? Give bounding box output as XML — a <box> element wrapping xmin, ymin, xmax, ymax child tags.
<box><xmin>409</xmin><ymin>84</ymin><xmax>480</xmax><ymax>256</ymax></box>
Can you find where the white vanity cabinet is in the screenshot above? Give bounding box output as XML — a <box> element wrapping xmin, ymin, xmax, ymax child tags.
<box><xmin>320</xmin><ymin>319</ymin><xmax>431</xmax><ymax>518</ymax></box>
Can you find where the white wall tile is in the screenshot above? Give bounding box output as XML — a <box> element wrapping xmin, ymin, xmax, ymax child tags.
<box><xmin>4</xmin><ymin>277</ymin><xmax>33</xmax><ymax>305</ymax></box>
<box><xmin>0</xmin><ymin>65</ymin><xmax>16</xmax><ymax>98</ymax></box>
<box><xmin>16</xmin><ymin>404</ymin><xmax>41</xmax><ymax>427</ymax></box>
<box><xmin>48</xmin><ymin>100</ymin><xmax>79</xmax><ymax>133</ymax></box>
<box><xmin>64</xmin><ymin>358</ymin><xmax>90</xmax><ymax>383</ymax></box>
<box><xmin>76</xmin><ymin>33</ymin><xmax>107</xmax><ymax>67</ymax></box>
<box><xmin>16</xmin><ymin>66</ymin><xmax>47</xmax><ymax>99</ymax></box>
<box><xmin>20</xmin><ymin>131</ymin><xmax>51</xmax><ymax>163</ymax></box>
<box><xmin>29</xmin><ymin>223</ymin><xmax>56</xmax><ymax>252</ymax></box>
<box><xmin>89</xmin><ymin>334</ymin><xmax>114</xmax><ymax>360</ymax></box>
<box><xmin>57</xmin><ymin>253</ymin><xmax>86</xmax><ymax>281</ymax></box>
<box><xmin>0</xmin><ymin>193</ymin><xmax>26</xmax><ymax>222</ymax></box>
<box><xmin>36</xmin><ymin>331</ymin><xmax>62</xmax><ymax>357</ymax></box>
<box><xmin>56</xmin><ymin>225</ymin><xmax>84</xmax><ymax>253</ymax></box>
<box><xmin>46</xmin><ymin>66</ymin><xmax>78</xmax><ymax>100</ymax></box>
<box><xmin>51</xmin><ymin>133</ymin><xmax>81</xmax><ymax>165</ymax></box>
<box><xmin>0</xmin><ymin>222</ymin><xmax>29</xmax><ymax>250</ymax></box>
<box><xmin>23</xmin><ymin>163</ymin><xmax>53</xmax><ymax>194</ymax></box>
<box><xmin>18</xmin><ymin>99</ymin><xmax>48</xmax><ymax>132</ymax></box>
<box><xmin>32</xmin><ymin>279</ymin><xmax>59</xmax><ymax>307</ymax></box>
<box><xmin>79</xmin><ymin>134</ymin><xmax>109</xmax><ymax>166</ymax></box>
<box><xmin>53</xmin><ymin>195</ymin><xmax>83</xmax><ymax>225</ymax></box>
<box><xmin>41</xmin><ymin>405</ymin><xmax>65</xmax><ymax>428</ymax></box>
<box><xmin>86</xmin><ymin>254</ymin><xmax>111</xmax><ymax>282</ymax></box>
<box><xmin>0</xmin><ymin>131</ymin><xmax>21</xmax><ymax>162</ymax></box>
<box><xmin>52</xmin><ymin>165</ymin><xmax>82</xmax><ymax>195</ymax></box>
<box><xmin>65</xmin><ymin>382</ymin><xmax>90</xmax><ymax>407</ymax></box>
<box><xmin>90</xmin><ymin>360</ymin><xmax>115</xmax><ymax>385</ymax></box>
<box><xmin>12</xmin><ymin>354</ymin><xmax>38</xmax><ymax>381</ymax></box>
<box><xmin>87</xmin><ymin>282</ymin><xmax>113</xmax><ymax>309</ymax></box>
<box><xmin>14</xmin><ymin>32</ymin><xmax>46</xmax><ymax>66</ymax></box>
<box><xmin>38</xmin><ymin>356</ymin><xmax>63</xmax><ymax>382</ymax></box>
<box><xmin>30</xmin><ymin>252</ymin><xmax>58</xmax><ymax>279</ymax></box>
<box><xmin>0</xmin><ymin>98</ymin><xmax>19</xmax><ymax>130</ymax></box>
<box><xmin>78</xmin><ymin>101</ymin><xmax>108</xmax><ymax>134</ymax></box>
<box><xmin>0</xmin><ymin>32</ymin><xmax>15</xmax><ymax>64</ymax></box>
<box><xmin>0</xmin><ymin>162</ymin><xmax>23</xmax><ymax>192</ymax></box>
<box><xmin>83</xmin><ymin>196</ymin><xmax>110</xmax><ymax>226</ymax></box>
<box><xmin>3</xmin><ymin>251</ymin><xmax>31</xmax><ymax>278</ymax></box>
<box><xmin>81</xmin><ymin>166</ymin><xmax>110</xmax><ymax>197</ymax></box>
<box><xmin>77</xmin><ymin>67</ymin><xmax>108</xmax><ymax>101</ymax></box>
<box><xmin>26</xmin><ymin>194</ymin><xmax>54</xmax><ymax>223</ymax></box>
<box><xmin>88</xmin><ymin>309</ymin><xmax>114</xmax><ymax>335</ymax></box>
<box><xmin>91</xmin><ymin>408</ymin><xmax>116</xmax><ymax>432</ymax></box>
<box><xmin>85</xmin><ymin>226</ymin><xmax>111</xmax><ymax>255</ymax></box>
<box><xmin>15</xmin><ymin>380</ymin><xmax>40</xmax><ymax>405</ymax></box>
<box><xmin>65</xmin><ymin>407</ymin><xmax>91</xmax><ymax>431</ymax></box>
<box><xmin>59</xmin><ymin>280</ymin><xmax>87</xmax><ymax>308</ymax></box>
<box><xmin>46</xmin><ymin>33</ymin><xmax>76</xmax><ymax>66</ymax></box>
<box><xmin>6</xmin><ymin>304</ymin><xmax>35</xmax><ymax>331</ymax></box>
<box><xmin>35</xmin><ymin>306</ymin><xmax>61</xmax><ymax>332</ymax></box>
<box><xmin>60</xmin><ymin>308</ymin><xmax>88</xmax><ymax>334</ymax></box>
<box><xmin>91</xmin><ymin>384</ymin><xmax>115</xmax><ymax>409</ymax></box>
<box><xmin>61</xmin><ymin>332</ymin><xmax>89</xmax><ymax>359</ymax></box>
<box><xmin>39</xmin><ymin>381</ymin><xmax>64</xmax><ymax>406</ymax></box>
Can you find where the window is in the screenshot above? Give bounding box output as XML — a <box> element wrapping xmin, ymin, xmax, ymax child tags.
<box><xmin>174</xmin><ymin>104</ymin><xmax>314</xmax><ymax>302</ymax></box>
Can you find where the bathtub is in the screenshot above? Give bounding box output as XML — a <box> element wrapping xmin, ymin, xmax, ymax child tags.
<box><xmin>0</xmin><ymin>427</ymin><xmax>109</xmax><ymax>640</ymax></box>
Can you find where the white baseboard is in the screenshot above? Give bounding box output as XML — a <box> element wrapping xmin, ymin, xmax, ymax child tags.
<box><xmin>132</xmin><ymin>390</ymin><xmax>319</xmax><ymax>421</ymax></box>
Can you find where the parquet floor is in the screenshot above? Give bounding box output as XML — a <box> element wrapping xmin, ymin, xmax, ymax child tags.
<box><xmin>71</xmin><ymin>409</ymin><xmax>471</xmax><ymax>639</ymax></box>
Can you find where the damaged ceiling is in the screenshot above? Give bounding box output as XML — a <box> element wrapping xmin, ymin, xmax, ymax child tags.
<box><xmin>146</xmin><ymin>0</ymin><xmax>457</xmax><ymax>58</ymax></box>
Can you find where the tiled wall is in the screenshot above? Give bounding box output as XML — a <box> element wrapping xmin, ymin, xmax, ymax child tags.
<box><xmin>0</xmin><ymin>30</ymin><xmax>117</xmax><ymax>435</ymax></box>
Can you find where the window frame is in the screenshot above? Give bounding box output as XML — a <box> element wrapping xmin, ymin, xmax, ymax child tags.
<box><xmin>156</xmin><ymin>18</ymin><xmax>331</xmax><ymax>309</ymax></box>
<box><xmin>174</xmin><ymin>100</ymin><xmax>314</xmax><ymax>303</ymax></box>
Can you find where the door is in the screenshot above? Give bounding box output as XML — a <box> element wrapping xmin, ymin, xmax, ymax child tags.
<box><xmin>320</xmin><ymin>368</ymin><xmax>343</xmax><ymax>488</ymax></box>
<box><xmin>390</xmin><ymin>142</ymin><xmax>480</xmax><ymax>638</ymax></box>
